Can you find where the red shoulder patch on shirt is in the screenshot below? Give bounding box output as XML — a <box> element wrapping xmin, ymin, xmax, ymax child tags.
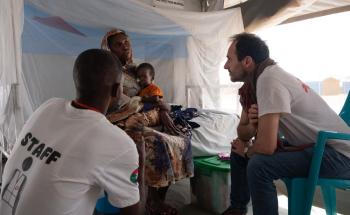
<box><xmin>130</xmin><ymin>168</ymin><xmax>139</xmax><ymax>184</ymax></box>
<box><xmin>297</xmin><ymin>78</ymin><xmax>310</xmax><ymax>93</ymax></box>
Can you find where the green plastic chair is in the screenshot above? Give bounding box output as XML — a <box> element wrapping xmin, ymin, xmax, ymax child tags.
<box><xmin>283</xmin><ymin>91</ymin><xmax>350</xmax><ymax>215</ymax></box>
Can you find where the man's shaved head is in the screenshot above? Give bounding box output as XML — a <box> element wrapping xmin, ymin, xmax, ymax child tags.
<box><xmin>73</xmin><ymin>49</ymin><xmax>122</xmax><ymax>100</ymax></box>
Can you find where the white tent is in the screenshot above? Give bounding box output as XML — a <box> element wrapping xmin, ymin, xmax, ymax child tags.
<box><xmin>1</xmin><ymin>0</ymin><xmax>350</xmax><ymax>156</ymax></box>
<box><xmin>1</xmin><ymin>0</ymin><xmax>244</xmax><ymax>156</ymax></box>
<box><xmin>2</xmin><ymin>1</ymin><xmax>350</xmax><ymax>213</ymax></box>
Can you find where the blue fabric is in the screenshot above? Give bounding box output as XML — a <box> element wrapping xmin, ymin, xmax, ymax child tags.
<box><xmin>229</xmin><ymin>146</ymin><xmax>350</xmax><ymax>215</ymax></box>
<box><xmin>170</xmin><ymin>106</ymin><xmax>200</xmax><ymax>130</ymax></box>
<box><xmin>153</xmin><ymin>136</ymin><xmax>172</xmax><ymax>172</ymax></box>
<box><xmin>23</xmin><ymin>3</ymin><xmax>188</xmax><ymax>58</ymax></box>
<box><xmin>229</xmin><ymin>152</ymin><xmax>250</xmax><ymax>214</ymax></box>
<box><xmin>141</xmin><ymin>103</ymin><xmax>157</xmax><ymax>112</ymax></box>
<box><xmin>95</xmin><ymin>195</ymin><xmax>120</xmax><ymax>214</ymax></box>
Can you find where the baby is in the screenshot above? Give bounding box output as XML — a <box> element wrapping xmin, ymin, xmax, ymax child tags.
<box><xmin>108</xmin><ymin>62</ymin><xmax>180</xmax><ymax>134</ymax></box>
<box><xmin>136</xmin><ymin>63</ymin><xmax>164</xmax><ymax>111</ymax></box>
<box><xmin>107</xmin><ymin>62</ymin><xmax>163</xmax><ymax>124</ymax></box>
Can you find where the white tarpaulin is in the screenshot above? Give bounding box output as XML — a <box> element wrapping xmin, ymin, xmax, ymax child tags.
<box><xmin>191</xmin><ymin>109</ymin><xmax>240</xmax><ymax>156</ymax></box>
<box><xmin>0</xmin><ymin>0</ymin><xmax>26</xmax><ymax>157</ymax></box>
<box><xmin>0</xmin><ymin>0</ymin><xmax>244</xmax><ymax>155</ymax></box>
<box><xmin>21</xmin><ymin>0</ymin><xmax>243</xmax><ymax>108</ymax></box>
<box><xmin>0</xmin><ymin>0</ymin><xmax>22</xmax><ymax>86</ymax></box>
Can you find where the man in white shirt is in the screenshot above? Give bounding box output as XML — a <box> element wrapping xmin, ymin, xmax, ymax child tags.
<box><xmin>221</xmin><ymin>33</ymin><xmax>350</xmax><ymax>215</ymax></box>
<box><xmin>0</xmin><ymin>49</ymin><xmax>144</xmax><ymax>215</ymax></box>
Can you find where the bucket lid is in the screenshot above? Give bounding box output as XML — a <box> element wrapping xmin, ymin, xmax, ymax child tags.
<box><xmin>194</xmin><ymin>156</ymin><xmax>230</xmax><ymax>172</ymax></box>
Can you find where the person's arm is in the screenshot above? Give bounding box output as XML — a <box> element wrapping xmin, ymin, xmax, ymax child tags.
<box><xmin>157</xmin><ymin>99</ymin><xmax>171</xmax><ymax>112</ymax></box>
<box><xmin>121</xmin><ymin>121</ymin><xmax>146</xmax><ymax>215</ymax></box>
<box><xmin>119</xmin><ymin>140</ymin><xmax>145</xmax><ymax>215</ymax></box>
<box><xmin>99</xmin><ymin>132</ymin><xmax>144</xmax><ymax>215</ymax></box>
<box><xmin>101</xmin><ymin>153</ymin><xmax>143</xmax><ymax>215</ymax></box>
<box><xmin>246</xmin><ymin>113</ymin><xmax>280</xmax><ymax>157</ymax></box>
<box><xmin>231</xmin><ymin>105</ymin><xmax>259</xmax><ymax>156</ymax></box>
<box><xmin>141</xmin><ymin>95</ymin><xmax>161</xmax><ymax>103</ymax></box>
<box><xmin>119</xmin><ymin>202</ymin><xmax>142</xmax><ymax>215</ymax></box>
<box><xmin>237</xmin><ymin>104</ymin><xmax>259</xmax><ymax>141</ymax></box>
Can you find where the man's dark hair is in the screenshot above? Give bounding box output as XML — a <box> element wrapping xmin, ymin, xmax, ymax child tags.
<box><xmin>136</xmin><ymin>63</ymin><xmax>155</xmax><ymax>80</ymax></box>
<box><xmin>231</xmin><ymin>33</ymin><xmax>269</xmax><ymax>64</ymax></box>
<box><xmin>73</xmin><ymin>49</ymin><xmax>122</xmax><ymax>98</ymax></box>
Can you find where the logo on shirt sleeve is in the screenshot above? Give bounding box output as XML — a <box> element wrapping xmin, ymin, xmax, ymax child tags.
<box><xmin>130</xmin><ymin>168</ymin><xmax>139</xmax><ymax>184</ymax></box>
<box><xmin>297</xmin><ymin>78</ymin><xmax>310</xmax><ymax>93</ymax></box>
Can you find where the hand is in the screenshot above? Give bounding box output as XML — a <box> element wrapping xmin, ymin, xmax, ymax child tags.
<box><xmin>124</xmin><ymin>115</ymin><xmax>145</xmax><ymax>130</ymax></box>
<box><xmin>248</xmin><ymin>104</ymin><xmax>259</xmax><ymax>128</ymax></box>
<box><xmin>157</xmin><ymin>100</ymin><xmax>170</xmax><ymax>112</ymax></box>
<box><xmin>231</xmin><ymin>139</ymin><xmax>246</xmax><ymax>157</ymax></box>
<box><xmin>159</xmin><ymin>111</ymin><xmax>182</xmax><ymax>136</ymax></box>
<box><xmin>246</xmin><ymin>146</ymin><xmax>255</xmax><ymax>158</ymax></box>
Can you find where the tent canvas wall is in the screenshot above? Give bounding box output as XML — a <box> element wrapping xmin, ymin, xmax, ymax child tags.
<box><xmin>0</xmin><ymin>0</ymin><xmax>244</xmax><ymax>156</ymax></box>
<box><xmin>1</xmin><ymin>0</ymin><xmax>350</xmax><ymax>156</ymax></box>
<box><xmin>2</xmin><ymin>0</ymin><xmax>350</xmax><ymax>212</ymax></box>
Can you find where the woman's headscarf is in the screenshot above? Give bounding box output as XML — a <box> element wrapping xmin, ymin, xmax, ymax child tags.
<box><xmin>101</xmin><ymin>28</ymin><xmax>124</xmax><ymax>51</ymax></box>
<box><xmin>101</xmin><ymin>28</ymin><xmax>133</xmax><ymax>65</ymax></box>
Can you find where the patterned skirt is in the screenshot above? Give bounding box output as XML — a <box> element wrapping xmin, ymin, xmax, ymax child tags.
<box><xmin>121</xmin><ymin>109</ymin><xmax>194</xmax><ymax>188</ymax></box>
<box><xmin>143</xmin><ymin>130</ymin><xmax>193</xmax><ymax>187</ymax></box>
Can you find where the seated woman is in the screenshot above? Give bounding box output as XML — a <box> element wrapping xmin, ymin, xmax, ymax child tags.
<box><xmin>101</xmin><ymin>29</ymin><xmax>193</xmax><ymax>215</ymax></box>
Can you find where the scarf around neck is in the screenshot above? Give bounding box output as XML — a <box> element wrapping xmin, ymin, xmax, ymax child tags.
<box><xmin>238</xmin><ymin>58</ymin><xmax>276</xmax><ymax>112</ymax></box>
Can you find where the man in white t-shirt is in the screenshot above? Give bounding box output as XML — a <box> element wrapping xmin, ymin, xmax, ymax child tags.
<box><xmin>0</xmin><ymin>49</ymin><xmax>145</xmax><ymax>215</ymax></box>
<box><xmin>221</xmin><ymin>33</ymin><xmax>350</xmax><ymax>215</ymax></box>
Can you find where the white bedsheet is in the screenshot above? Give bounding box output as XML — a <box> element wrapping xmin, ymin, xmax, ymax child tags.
<box><xmin>190</xmin><ymin>109</ymin><xmax>240</xmax><ymax>157</ymax></box>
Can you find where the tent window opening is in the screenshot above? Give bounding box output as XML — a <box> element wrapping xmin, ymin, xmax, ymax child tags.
<box><xmin>255</xmin><ymin>11</ymin><xmax>350</xmax><ymax>114</ymax></box>
<box><xmin>216</xmin><ymin>11</ymin><xmax>350</xmax><ymax>114</ymax></box>
<box><xmin>217</xmin><ymin>61</ymin><xmax>243</xmax><ymax>114</ymax></box>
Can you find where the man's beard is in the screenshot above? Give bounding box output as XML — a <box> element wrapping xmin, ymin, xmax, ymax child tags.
<box><xmin>230</xmin><ymin>68</ymin><xmax>250</xmax><ymax>82</ymax></box>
